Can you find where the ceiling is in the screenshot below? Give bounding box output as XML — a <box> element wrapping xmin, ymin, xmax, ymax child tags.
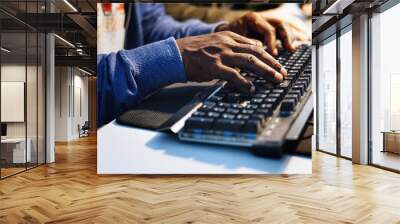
<box><xmin>0</xmin><ymin>0</ymin><xmax>97</xmax><ymax>73</ymax></box>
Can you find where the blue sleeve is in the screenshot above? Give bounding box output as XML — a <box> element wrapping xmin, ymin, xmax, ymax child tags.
<box><xmin>97</xmin><ymin>37</ymin><xmax>186</xmax><ymax>127</ymax></box>
<box><xmin>140</xmin><ymin>3</ymin><xmax>223</xmax><ymax>44</ymax></box>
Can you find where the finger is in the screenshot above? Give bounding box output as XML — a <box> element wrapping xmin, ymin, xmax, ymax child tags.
<box><xmin>291</xmin><ymin>28</ymin><xmax>310</xmax><ymax>41</ymax></box>
<box><xmin>231</xmin><ymin>43</ymin><xmax>287</xmax><ymax>76</ymax></box>
<box><xmin>249</xmin><ymin>18</ymin><xmax>278</xmax><ymax>56</ymax></box>
<box><xmin>269</xmin><ymin>20</ymin><xmax>296</xmax><ymax>52</ymax></box>
<box><xmin>223</xmin><ymin>31</ymin><xmax>263</xmax><ymax>47</ymax></box>
<box><xmin>222</xmin><ymin>52</ymin><xmax>283</xmax><ymax>82</ymax></box>
<box><xmin>268</xmin><ymin>19</ymin><xmax>296</xmax><ymax>51</ymax></box>
<box><xmin>249</xmin><ymin>38</ymin><xmax>264</xmax><ymax>47</ymax></box>
<box><xmin>217</xmin><ymin>64</ymin><xmax>254</xmax><ymax>93</ymax></box>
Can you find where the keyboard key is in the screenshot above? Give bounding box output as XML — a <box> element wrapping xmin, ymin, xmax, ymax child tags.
<box><xmin>207</xmin><ymin>112</ymin><xmax>220</xmax><ymax>118</ymax></box>
<box><xmin>297</xmin><ymin>80</ymin><xmax>308</xmax><ymax>89</ymax></box>
<box><xmin>230</xmin><ymin>103</ymin><xmax>242</xmax><ymax>109</ymax></box>
<box><xmin>276</xmin><ymin>79</ymin><xmax>292</xmax><ymax>91</ymax></box>
<box><xmin>298</xmin><ymin>77</ymin><xmax>310</xmax><ymax>86</ymax></box>
<box><xmin>243</xmin><ymin>120</ymin><xmax>261</xmax><ymax>133</ymax></box>
<box><xmin>193</xmin><ymin>111</ymin><xmax>205</xmax><ymax>117</ymax></box>
<box><xmin>242</xmin><ymin>109</ymin><xmax>255</xmax><ymax>114</ymax></box>
<box><xmin>272</xmin><ymin>89</ymin><xmax>285</xmax><ymax>95</ymax></box>
<box><xmin>251</xmin><ymin>114</ymin><xmax>265</xmax><ymax>121</ymax></box>
<box><xmin>260</xmin><ymin>103</ymin><xmax>273</xmax><ymax>110</ymax></box>
<box><xmin>185</xmin><ymin>117</ymin><xmax>214</xmax><ymax>130</ymax></box>
<box><xmin>213</xmin><ymin>119</ymin><xmax>245</xmax><ymax>132</ymax></box>
<box><xmin>236</xmin><ymin>114</ymin><xmax>250</xmax><ymax>120</ymax></box>
<box><xmin>257</xmin><ymin>89</ymin><xmax>271</xmax><ymax>95</ymax></box>
<box><xmin>280</xmin><ymin>98</ymin><xmax>297</xmax><ymax>112</ymax></box>
<box><xmin>226</xmin><ymin>93</ymin><xmax>241</xmax><ymax>103</ymax></box>
<box><xmin>251</xmin><ymin>98</ymin><xmax>263</xmax><ymax>104</ymax></box>
<box><xmin>244</xmin><ymin>104</ymin><xmax>258</xmax><ymax>110</ymax></box>
<box><xmin>256</xmin><ymin>109</ymin><xmax>273</xmax><ymax>116</ymax></box>
<box><xmin>255</xmin><ymin>93</ymin><xmax>267</xmax><ymax>98</ymax></box>
<box><xmin>222</xmin><ymin>113</ymin><xmax>235</xmax><ymax>119</ymax></box>
<box><xmin>198</xmin><ymin>102</ymin><xmax>215</xmax><ymax>112</ymax></box>
<box><xmin>292</xmin><ymin>84</ymin><xmax>304</xmax><ymax>95</ymax></box>
<box><xmin>285</xmin><ymin>94</ymin><xmax>299</xmax><ymax>104</ymax></box>
<box><xmin>208</xmin><ymin>95</ymin><xmax>223</xmax><ymax>102</ymax></box>
<box><xmin>217</xmin><ymin>102</ymin><xmax>231</xmax><ymax>108</ymax></box>
<box><xmin>226</xmin><ymin>108</ymin><xmax>240</xmax><ymax>114</ymax></box>
<box><xmin>264</xmin><ymin>97</ymin><xmax>278</xmax><ymax>107</ymax></box>
<box><xmin>212</xmin><ymin>107</ymin><xmax>225</xmax><ymax>113</ymax></box>
<box><xmin>268</xmin><ymin>93</ymin><xmax>281</xmax><ymax>99</ymax></box>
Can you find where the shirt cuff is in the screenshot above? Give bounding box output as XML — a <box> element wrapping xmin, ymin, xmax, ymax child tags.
<box><xmin>211</xmin><ymin>21</ymin><xmax>229</xmax><ymax>33</ymax></box>
<box><xmin>120</xmin><ymin>37</ymin><xmax>186</xmax><ymax>95</ymax></box>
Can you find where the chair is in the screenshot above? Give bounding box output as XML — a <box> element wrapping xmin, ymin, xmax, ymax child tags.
<box><xmin>78</xmin><ymin>121</ymin><xmax>90</xmax><ymax>138</ymax></box>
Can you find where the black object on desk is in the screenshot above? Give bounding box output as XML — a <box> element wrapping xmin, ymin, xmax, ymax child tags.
<box><xmin>1</xmin><ymin>123</ymin><xmax>7</xmax><ymax>137</ymax></box>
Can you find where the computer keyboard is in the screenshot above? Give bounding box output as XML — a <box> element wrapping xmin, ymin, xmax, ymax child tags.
<box><xmin>178</xmin><ymin>45</ymin><xmax>312</xmax><ymax>156</ymax></box>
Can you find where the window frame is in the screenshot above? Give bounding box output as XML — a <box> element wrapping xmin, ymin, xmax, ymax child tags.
<box><xmin>315</xmin><ymin>22</ymin><xmax>353</xmax><ymax>160</ymax></box>
<box><xmin>367</xmin><ymin>0</ymin><xmax>400</xmax><ymax>173</ymax></box>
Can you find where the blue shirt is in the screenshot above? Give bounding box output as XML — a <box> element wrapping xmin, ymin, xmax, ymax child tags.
<box><xmin>97</xmin><ymin>3</ymin><xmax>221</xmax><ymax>127</ymax></box>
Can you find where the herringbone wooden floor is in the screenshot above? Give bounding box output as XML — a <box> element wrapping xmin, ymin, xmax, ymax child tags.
<box><xmin>0</xmin><ymin>134</ymin><xmax>399</xmax><ymax>224</ymax></box>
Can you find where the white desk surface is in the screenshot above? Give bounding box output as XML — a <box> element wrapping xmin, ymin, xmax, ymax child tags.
<box><xmin>1</xmin><ymin>138</ymin><xmax>26</xmax><ymax>144</ymax></box>
<box><xmin>97</xmin><ymin>121</ymin><xmax>312</xmax><ymax>174</ymax></box>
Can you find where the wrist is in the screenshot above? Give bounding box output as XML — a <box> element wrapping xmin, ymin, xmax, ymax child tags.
<box><xmin>214</xmin><ymin>23</ymin><xmax>229</xmax><ymax>32</ymax></box>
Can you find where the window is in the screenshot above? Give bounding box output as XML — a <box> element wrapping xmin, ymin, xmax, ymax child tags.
<box><xmin>0</xmin><ymin>0</ymin><xmax>47</xmax><ymax>179</ymax></box>
<box><xmin>339</xmin><ymin>27</ymin><xmax>352</xmax><ymax>158</ymax></box>
<box><xmin>317</xmin><ymin>36</ymin><xmax>337</xmax><ymax>154</ymax></box>
<box><xmin>370</xmin><ymin>3</ymin><xmax>400</xmax><ymax>171</ymax></box>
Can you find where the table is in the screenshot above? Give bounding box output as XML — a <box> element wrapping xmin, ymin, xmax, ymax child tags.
<box><xmin>381</xmin><ymin>131</ymin><xmax>400</xmax><ymax>154</ymax></box>
<box><xmin>1</xmin><ymin>138</ymin><xmax>31</xmax><ymax>164</ymax></box>
<box><xmin>97</xmin><ymin>121</ymin><xmax>312</xmax><ymax>174</ymax></box>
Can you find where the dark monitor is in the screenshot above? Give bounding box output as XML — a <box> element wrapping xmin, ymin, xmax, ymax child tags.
<box><xmin>1</xmin><ymin>123</ymin><xmax>7</xmax><ymax>137</ymax></box>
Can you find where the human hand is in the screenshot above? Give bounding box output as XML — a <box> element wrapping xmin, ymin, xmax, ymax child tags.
<box><xmin>259</xmin><ymin>7</ymin><xmax>311</xmax><ymax>43</ymax></box>
<box><xmin>215</xmin><ymin>12</ymin><xmax>301</xmax><ymax>56</ymax></box>
<box><xmin>176</xmin><ymin>31</ymin><xmax>287</xmax><ymax>93</ymax></box>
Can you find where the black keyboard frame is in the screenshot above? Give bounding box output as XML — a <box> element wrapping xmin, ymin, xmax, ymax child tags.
<box><xmin>177</xmin><ymin>45</ymin><xmax>312</xmax><ymax>157</ymax></box>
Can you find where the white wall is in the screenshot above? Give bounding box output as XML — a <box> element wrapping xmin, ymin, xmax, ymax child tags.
<box><xmin>55</xmin><ymin>66</ymin><xmax>69</xmax><ymax>141</ymax></box>
<box><xmin>1</xmin><ymin>64</ymin><xmax>40</xmax><ymax>138</ymax></box>
<box><xmin>54</xmin><ymin>67</ymin><xmax>89</xmax><ymax>141</ymax></box>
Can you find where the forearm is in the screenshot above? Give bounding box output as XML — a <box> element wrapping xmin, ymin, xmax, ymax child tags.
<box><xmin>164</xmin><ymin>3</ymin><xmax>249</xmax><ymax>23</ymax></box>
<box><xmin>97</xmin><ymin>37</ymin><xmax>186</xmax><ymax>127</ymax></box>
<box><xmin>140</xmin><ymin>3</ymin><xmax>222</xmax><ymax>44</ymax></box>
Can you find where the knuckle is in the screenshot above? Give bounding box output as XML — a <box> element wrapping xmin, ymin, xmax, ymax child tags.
<box><xmin>276</xmin><ymin>20</ymin><xmax>285</xmax><ymax>27</ymax></box>
<box><xmin>225</xmin><ymin>41</ymin><xmax>237</xmax><ymax>49</ymax></box>
<box><xmin>269</xmin><ymin>27</ymin><xmax>276</xmax><ymax>35</ymax></box>
<box><xmin>220</xmin><ymin>51</ymin><xmax>233</xmax><ymax>63</ymax></box>
<box><xmin>210</xmin><ymin>55</ymin><xmax>221</xmax><ymax>65</ymax></box>
<box><xmin>246</xmin><ymin>54</ymin><xmax>257</xmax><ymax>65</ymax></box>
<box><xmin>214</xmin><ymin>32</ymin><xmax>225</xmax><ymax>40</ymax></box>
<box><xmin>248</xmin><ymin>44</ymin><xmax>261</xmax><ymax>53</ymax></box>
<box><xmin>222</xmin><ymin>49</ymin><xmax>234</xmax><ymax>57</ymax></box>
<box><xmin>246</xmin><ymin>12</ymin><xmax>257</xmax><ymax>19</ymax></box>
<box><xmin>220</xmin><ymin>30</ymin><xmax>231</xmax><ymax>35</ymax></box>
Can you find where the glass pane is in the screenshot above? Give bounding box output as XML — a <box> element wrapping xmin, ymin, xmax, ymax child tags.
<box><xmin>38</xmin><ymin>32</ymin><xmax>45</xmax><ymax>165</ymax></box>
<box><xmin>371</xmin><ymin>4</ymin><xmax>400</xmax><ymax>171</ymax></box>
<box><xmin>317</xmin><ymin>37</ymin><xmax>337</xmax><ymax>154</ymax></box>
<box><xmin>1</xmin><ymin>31</ymin><xmax>28</xmax><ymax>177</ymax></box>
<box><xmin>27</xmin><ymin>31</ymin><xmax>38</xmax><ymax>169</ymax></box>
<box><xmin>339</xmin><ymin>29</ymin><xmax>352</xmax><ymax>158</ymax></box>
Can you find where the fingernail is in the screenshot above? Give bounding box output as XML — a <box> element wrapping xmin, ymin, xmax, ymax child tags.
<box><xmin>280</xmin><ymin>67</ymin><xmax>287</xmax><ymax>76</ymax></box>
<box><xmin>274</xmin><ymin>72</ymin><xmax>283</xmax><ymax>82</ymax></box>
<box><xmin>249</xmin><ymin>82</ymin><xmax>256</xmax><ymax>93</ymax></box>
<box><xmin>273</xmin><ymin>49</ymin><xmax>278</xmax><ymax>56</ymax></box>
